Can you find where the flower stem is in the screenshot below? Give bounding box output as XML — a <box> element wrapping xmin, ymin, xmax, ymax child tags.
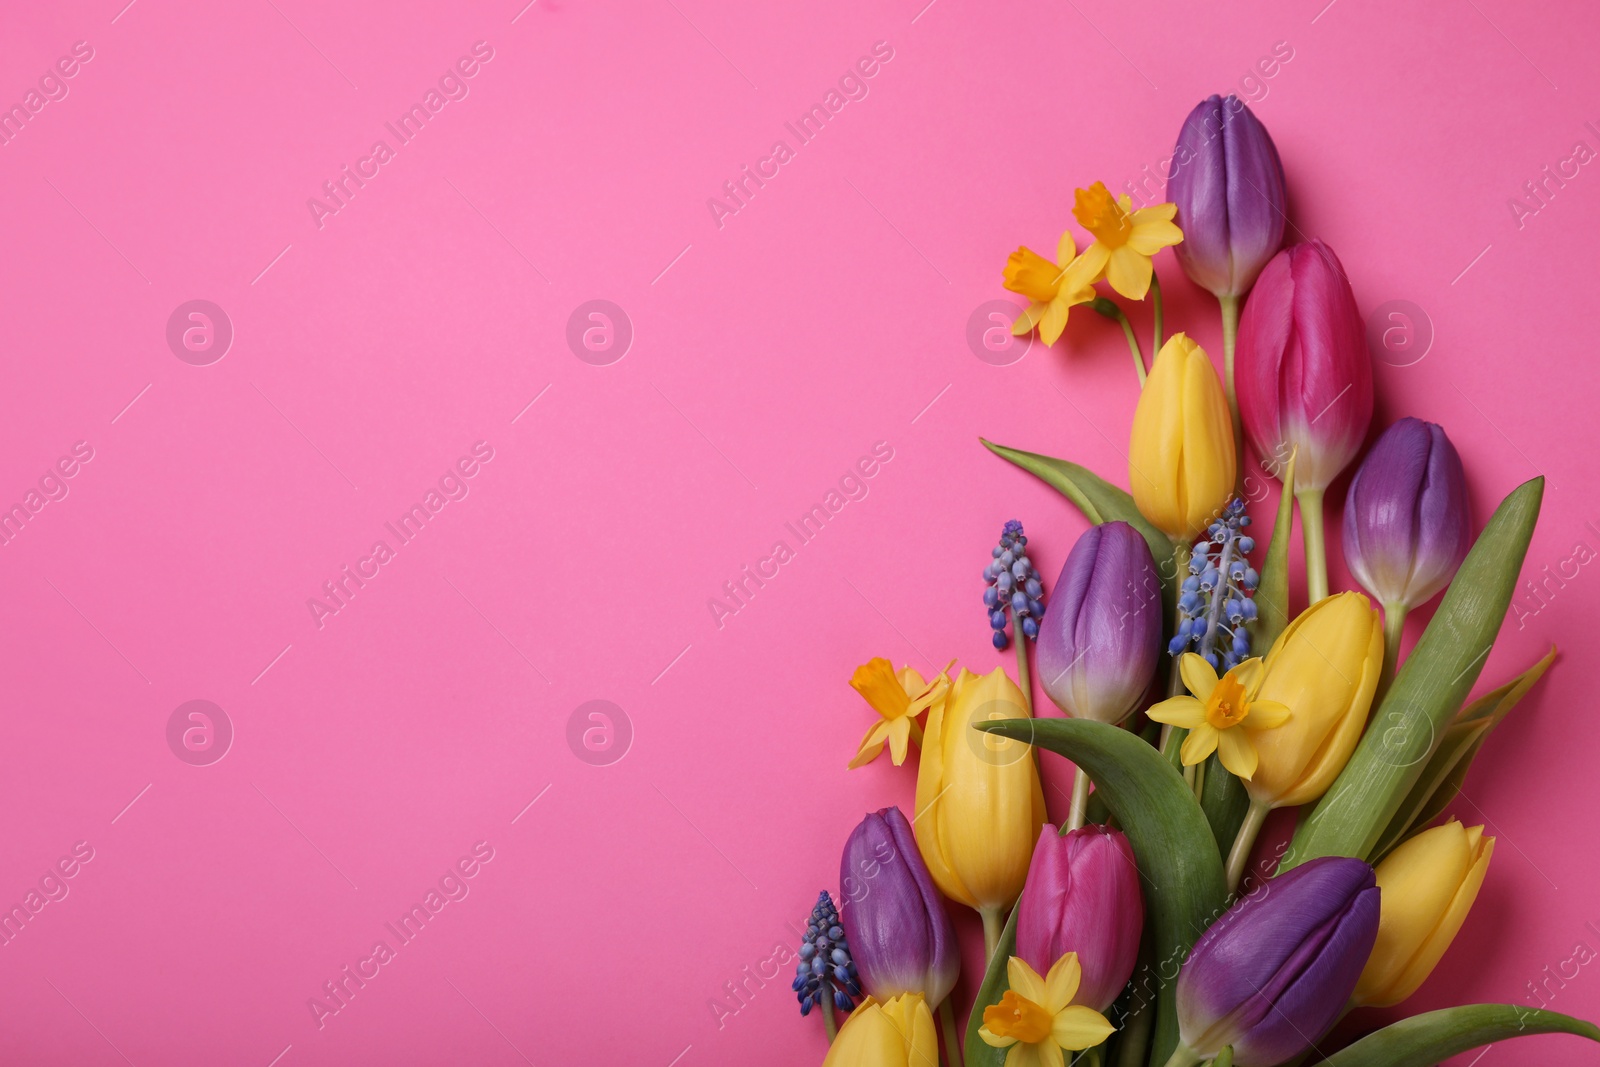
<box><xmin>1014</xmin><ymin>621</ymin><xmax>1033</xmax><ymax>716</ymax></box>
<box><xmin>1162</xmin><ymin>1044</ymin><xmax>1205</xmax><ymax>1067</ymax></box>
<box><xmin>1095</xmin><ymin>297</ymin><xmax>1146</xmax><ymax>386</ymax></box>
<box><xmin>1296</xmin><ymin>488</ymin><xmax>1329</xmax><ymax>604</ymax></box>
<box><xmin>1066</xmin><ymin>766</ymin><xmax>1091</xmax><ymax>832</ymax></box>
<box><xmin>1225</xmin><ymin>798</ymin><xmax>1271</xmax><ymax>893</ymax></box>
<box><xmin>821</xmin><ymin>989</ymin><xmax>838</xmax><ymax>1043</ymax></box>
<box><xmin>1159</xmin><ymin>538</ymin><xmax>1189</xmax><ymax>764</ymax></box>
<box><xmin>1219</xmin><ymin>295</ymin><xmax>1243</xmax><ymax>478</ymax></box>
<box><xmin>938</xmin><ymin>997</ymin><xmax>963</xmax><ymax>1067</ymax></box>
<box><xmin>980</xmin><ymin>906</ymin><xmax>1004</xmax><ymax>965</ymax></box>
<box><xmin>1115</xmin><ymin>991</ymin><xmax>1154</xmax><ymax>1067</ymax></box>
<box><xmin>1151</xmin><ymin>270</ymin><xmax>1165</xmax><ymax>352</ymax></box>
<box><xmin>1379</xmin><ymin>601</ymin><xmax>1407</xmax><ymax>697</ymax></box>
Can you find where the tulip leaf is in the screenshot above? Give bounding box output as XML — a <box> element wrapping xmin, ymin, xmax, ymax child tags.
<box><xmin>1282</xmin><ymin>477</ymin><xmax>1544</xmax><ymax>870</ymax></box>
<box><xmin>1252</xmin><ymin>448</ymin><xmax>1297</xmax><ymax>652</ymax></box>
<box><xmin>1199</xmin><ymin>752</ymin><xmax>1249</xmax><ymax>862</ymax></box>
<box><xmin>963</xmin><ymin>901</ymin><xmax>1019</xmax><ymax>1067</ymax></box>
<box><xmin>1370</xmin><ymin>646</ymin><xmax>1557</xmax><ymax>861</ymax></box>
<box><xmin>977</xmin><ymin>717</ymin><xmax>1227</xmax><ymax>1067</ymax></box>
<box><xmin>1319</xmin><ymin>1003</ymin><xmax>1600</xmax><ymax>1067</ymax></box>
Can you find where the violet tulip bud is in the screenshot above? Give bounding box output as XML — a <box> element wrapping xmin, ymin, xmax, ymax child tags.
<box><xmin>1169</xmin><ymin>94</ymin><xmax>1287</xmax><ymax>298</ymax></box>
<box><xmin>1236</xmin><ymin>240</ymin><xmax>1374</xmax><ymax>493</ymax></box>
<box><xmin>1036</xmin><ymin>522</ymin><xmax>1162</xmax><ymax>725</ymax></box>
<box><xmin>1343</xmin><ymin>418</ymin><xmax>1471</xmax><ymax>612</ymax></box>
<box><xmin>1173</xmin><ymin>857</ymin><xmax>1379</xmax><ymax>1066</ymax></box>
<box><xmin>1016</xmin><ymin>825</ymin><xmax>1143</xmax><ymax>1012</ymax></box>
<box><xmin>839</xmin><ymin>807</ymin><xmax>959</xmax><ymax>1008</ymax></box>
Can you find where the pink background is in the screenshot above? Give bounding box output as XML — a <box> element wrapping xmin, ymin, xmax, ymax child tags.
<box><xmin>2</xmin><ymin>0</ymin><xmax>1598</xmax><ymax>1063</ymax></box>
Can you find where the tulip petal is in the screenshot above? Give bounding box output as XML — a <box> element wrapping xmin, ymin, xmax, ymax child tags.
<box><xmin>1105</xmin><ymin>246</ymin><xmax>1153</xmax><ymax>300</ymax></box>
<box><xmin>1247</xmin><ymin>699</ymin><xmax>1290</xmax><ymax>729</ymax></box>
<box><xmin>1180</xmin><ymin>654</ymin><xmax>1219</xmax><ymax>701</ymax></box>
<box><xmin>1052</xmin><ymin>1005</ymin><xmax>1117</xmax><ymax>1051</ymax></box>
<box><xmin>1043</xmin><ymin>952</ymin><xmax>1082</xmax><ymax>1013</ymax></box>
<box><xmin>1217</xmin><ymin>727</ymin><xmax>1258</xmax><ymax>779</ymax></box>
<box><xmin>1181</xmin><ymin>723</ymin><xmax>1220</xmax><ymax>765</ymax></box>
<box><xmin>1147</xmin><ymin>696</ymin><xmax>1206</xmax><ymax>729</ymax></box>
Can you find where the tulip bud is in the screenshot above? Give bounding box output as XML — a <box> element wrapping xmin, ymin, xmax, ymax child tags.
<box><xmin>1176</xmin><ymin>857</ymin><xmax>1380</xmax><ymax>1065</ymax></box>
<box><xmin>1343</xmin><ymin>418</ymin><xmax>1472</xmax><ymax>612</ymax></box>
<box><xmin>838</xmin><ymin>807</ymin><xmax>959</xmax><ymax>1007</ymax></box>
<box><xmin>822</xmin><ymin>993</ymin><xmax>939</xmax><ymax>1067</ymax></box>
<box><xmin>1016</xmin><ymin>825</ymin><xmax>1143</xmax><ymax>1012</ymax></box>
<box><xmin>1129</xmin><ymin>333</ymin><xmax>1237</xmax><ymax>542</ymax></box>
<box><xmin>1353</xmin><ymin>820</ymin><xmax>1494</xmax><ymax>1008</ymax></box>
<box><xmin>1236</xmin><ymin>240</ymin><xmax>1373</xmax><ymax>492</ymax></box>
<box><xmin>1247</xmin><ymin>592</ymin><xmax>1384</xmax><ymax>809</ymax></box>
<box><xmin>914</xmin><ymin>667</ymin><xmax>1047</xmax><ymax>920</ymax></box>
<box><xmin>1036</xmin><ymin>522</ymin><xmax>1162</xmax><ymax>724</ymax></box>
<box><xmin>1168</xmin><ymin>94</ymin><xmax>1287</xmax><ymax>298</ymax></box>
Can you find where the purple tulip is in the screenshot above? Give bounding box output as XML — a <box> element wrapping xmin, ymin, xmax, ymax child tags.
<box><xmin>838</xmin><ymin>807</ymin><xmax>959</xmax><ymax>1007</ymax></box>
<box><xmin>1236</xmin><ymin>240</ymin><xmax>1374</xmax><ymax>492</ymax></box>
<box><xmin>1016</xmin><ymin>825</ymin><xmax>1143</xmax><ymax>1012</ymax></box>
<box><xmin>1343</xmin><ymin>418</ymin><xmax>1471</xmax><ymax>611</ymax></box>
<box><xmin>1176</xmin><ymin>857</ymin><xmax>1380</xmax><ymax>1065</ymax></box>
<box><xmin>1169</xmin><ymin>94</ymin><xmax>1288</xmax><ymax>298</ymax></box>
<box><xmin>1036</xmin><ymin>522</ymin><xmax>1162</xmax><ymax>724</ymax></box>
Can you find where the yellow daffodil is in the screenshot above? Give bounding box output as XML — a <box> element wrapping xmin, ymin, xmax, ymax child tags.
<box><xmin>848</xmin><ymin>658</ymin><xmax>950</xmax><ymax>769</ymax></box>
<box><xmin>979</xmin><ymin>954</ymin><xmax>1116</xmax><ymax>1067</ymax></box>
<box><xmin>1002</xmin><ymin>231</ymin><xmax>1099</xmax><ymax>346</ymax></box>
<box><xmin>1147</xmin><ymin>655</ymin><xmax>1289</xmax><ymax>779</ymax></box>
<box><xmin>1070</xmin><ymin>182</ymin><xmax>1183</xmax><ymax>300</ymax></box>
<box><xmin>823</xmin><ymin>993</ymin><xmax>939</xmax><ymax>1067</ymax></box>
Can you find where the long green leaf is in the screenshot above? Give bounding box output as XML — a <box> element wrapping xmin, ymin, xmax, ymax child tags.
<box><xmin>1320</xmin><ymin>1004</ymin><xmax>1599</xmax><ymax>1066</ymax></box>
<box><xmin>963</xmin><ymin>903</ymin><xmax>1020</xmax><ymax>1067</ymax></box>
<box><xmin>1199</xmin><ymin>751</ymin><xmax>1248</xmax><ymax>860</ymax></box>
<box><xmin>1282</xmin><ymin>477</ymin><xmax>1543</xmax><ymax>869</ymax></box>
<box><xmin>1252</xmin><ymin>448</ymin><xmax>1297</xmax><ymax>652</ymax></box>
<box><xmin>978</xmin><ymin>717</ymin><xmax>1227</xmax><ymax>1067</ymax></box>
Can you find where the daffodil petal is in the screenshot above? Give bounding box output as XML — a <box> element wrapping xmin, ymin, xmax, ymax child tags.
<box><xmin>1056</xmin><ymin>230</ymin><xmax>1078</xmax><ymax>266</ymax></box>
<box><xmin>1043</xmin><ymin>952</ymin><xmax>1082</xmax><ymax>1013</ymax></box>
<box><xmin>1104</xmin><ymin>246</ymin><xmax>1153</xmax><ymax>300</ymax></box>
<box><xmin>1230</xmin><ymin>657</ymin><xmax>1265</xmax><ymax>698</ymax></box>
<box><xmin>1126</xmin><ymin>215</ymin><xmax>1184</xmax><ymax>255</ymax></box>
<box><xmin>1180</xmin><ymin>723</ymin><xmax>1219</xmax><ymax>765</ymax></box>
<box><xmin>1247</xmin><ymin>699</ymin><xmax>1291</xmax><ymax>729</ymax></box>
<box><xmin>1006</xmin><ymin>957</ymin><xmax>1048</xmax><ymax>1006</ymax></box>
<box><xmin>1146</xmin><ymin>695</ymin><xmax>1205</xmax><ymax>729</ymax></box>
<box><xmin>1005</xmin><ymin>1045</ymin><xmax>1044</xmax><ymax>1067</ymax></box>
<box><xmin>1074</xmin><ymin>242</ymin><xmax>1110</xmax><ymax>283</ymax></box>
<box><xmin>1035</xmin><ymin>1043</ymin><xmax>1066</xmax><ymax>1067</ymax></box>
<box><xmin>1218</xmin><ymin>726</ymin><xmax>1259</xmax><ymax>779</ymax></box>
<box><xmin>1013</xmin><ymin>302</ymin><xmax>1047</xmax><ymax>336</ymax></box>
<box><xmin>1179</xmin><ymin>653</ymin><xmax>1219</xmax><ymax>701</ymax></box>
<box><xmin>979</xmin><ymin>1026</ymin><xmax>1019</xmax><ymax>1049</ymax></box>
<box><xmin>1052</xmin><ymin>1005</ymin><xmax>1117</xmax><ymax>1051</ymax></box>
<box><xmin>851</xmin><ymin>658</ymin><xmax>912</xmax><ymax>721</ymax></box>
<box><xmin>848</xmin><ymin>721</ymin><xmax>892</xmax><ymax>769</ymax></box>
<box><xmin>887</xmin><ymin>717</ymin><xmax>912</xmax><ymax>765</ymax></box>
<box><xmin>1040</xmin><ymin>299</ymin><xmax>1069</xmax><ymax>346</ymax></box>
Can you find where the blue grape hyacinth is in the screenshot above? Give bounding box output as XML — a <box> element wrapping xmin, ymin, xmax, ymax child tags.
<box><xmin>1170</xmin><ymin>498</ymin><xmax>1260</xmax><ymax>671</ymax></box>
<box><xmin>983</xmin><ymin>519</ymin><xmax>1045</xmax><ymax>650</ymax></box>
<box><xmin>792</xmin><ymin>891</ymin><xmax>860</xmax><ymax>1016</ymax></box>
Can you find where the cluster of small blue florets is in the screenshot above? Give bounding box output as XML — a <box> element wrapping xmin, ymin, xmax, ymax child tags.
<box><xmin>793</xmin><ymin>891</ymin><xmax>860</xmax><ymax>1016</ymax></box>
<box><xmin>983</xmin><ymin>520</ymin><xmax>1045</xmax><ymax>651</ymax></box>
<box><xmin>1170</xmin><ymin>498</ymin><xmax>1260</xmax><ymax>670</ymax></box>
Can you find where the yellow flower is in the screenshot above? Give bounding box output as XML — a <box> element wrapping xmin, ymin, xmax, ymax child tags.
<box><xmin>914</xmin><ymin>666</ymin><xmax>1046</xmax><ymax>917</ymax></box>
<box><xmin>1246</xmin><ymin>592</ymin><xmax>1384</xmax><ymax>807</ymax></box>
<box><xmin>1147</xmin><ymin>655</ymin><xmax>1290</xmax><ymax>779</ymax></box>
<box><xmin>1003</xmin><ymin>231</ymin><xmax>1099</xmax><ymax>346</ymax></box>
<box><xmin>848</xmin><ymin>657</ymin><xmax>950</xmax><ymax>769</ymax></box>
<box><xmin>1071</xmin><ymin>182</ymin><xmax>1183</xmax><ymax>300</ymax></box>
<box><xmin>1128</xmin><ymin>334</ymin><xmax>1236</xmax><ymax>542</ymax></box>
<box><xmin>823</xmin><ymin>993</ymin><xmax>939</xmax><ymax>1067</ymax></box>
<box><xmin>979</xmin><ymin>954</ymin><xmax>1117</xmax><ymax>1067</ymax></box>
<box><xmin>1353</xmin><ymin>820</ymin><xmax>1495</xmax><ymax>1008</ymax></box>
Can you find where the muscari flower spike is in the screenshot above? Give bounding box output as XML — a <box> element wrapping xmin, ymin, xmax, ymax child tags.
<box><xmin>983</xmin><ymin>520</ymin><xmax>1045</xmax><ymax>651</ymax></box>
<box><xmin>1170</xmin><ymin>497</ymin><xmax>1259</xmax><ymax>671</ymax></box>
<box><xmin>793</xmin><ymin>891</ymin><xmax>861</xmax><ymax>1016</ymax></box>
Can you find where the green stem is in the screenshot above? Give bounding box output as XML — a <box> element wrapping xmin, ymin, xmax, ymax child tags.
<box><xmin>1014</xmin><ymin>624</ymin><xmax>1033</xmax><ymax>716</ymax></box>
<box><xmin>1225</xmin><ymin>799</ymin><xmax>1272</xmax><ymax>893</ymax></box>
<box><xmin>1219</xmin><ymin>295</ymin><xmax>1243</xmax><ymax>481</ymax></box>
<box><xmin>1096</xmin><ymin>297</ymin><xmax>1147</xmax><ymax>386</ymax></box>
<box><xmin>1161</xmin><ymin>1044</ymin><xmax>1205</xmax><ymax>1067</ymax></box>
<box><xmin>1159</xmin><ymin>538</ymin><xmax>1189</xmax><ymax>763</ymax></box>
<box><xmin>938</xmin><ymin>997</ymin><xmax>963</xmax><ymax>1067</ymax></box>
<box><xmin>1296</xmin><ymin>488</ymin><xmax>1329</xmax><ymax>604</ymax></box>
<box><xmin>1379</xmin><ymin>601</ymin><xmax>1407</xmax><ymax>698</ymax></box>
<box><xmin>1150</xmin><ymin>270</ymin><xmax>1164</xmax><ymax>352</ymax></box>
<box><xmin>1115</xmin><ymin>991</ymin><xmax>1154</xmax><ymax>1067</ymax></box>
<box><xmin>821</xmin><ymin>986</ymin><xmax>839</xmax><ymax>1043</ymax></box>
<box><xmin>1191</xmin><ymin>755</ymin><xmax>1206</xmax><ymax>802</ymax></box>
<box><xmin>1065</xmin><ymin>766</ymin><xmax>1091</xmax><ymax>832</ymax></box>
<box><xmin>980</xmin><ymin>906</ymin><xmax>1004</xmax><ymax>965</ymax></box>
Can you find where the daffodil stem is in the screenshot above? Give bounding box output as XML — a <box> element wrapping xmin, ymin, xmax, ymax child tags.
<box><xmin>1296</xmin><ymin>488</ymin><xmax>1329</xmax><ymax>604</ymax></box>
<box><xmin>938</xmin><ymin>998</ymin><xmax>963</xmax><ymax>1067</ymax></box>
<box><xmin>1219</xmin><ymin>294</ymin><xmax>1243</xmax><ymax>481</ymax></box>
<box><xmin>980</xmin><ymin>906</ymin><xmax>1004</xmax><ymax>964</ymax></box>
<box><xmin>1066</xmin><ymin>766</ymin><xmax>1091</xmax><ymax>832</ymax></box>
<box><xmin>1097</xmin><ymin>298</ymin><xmax>1147</xmax><ymax>386</ymax></box>
<box><xmin>1150</xmin><ymin>270</ymin><xmax>1164</xmax><ymax>351</ymax></box>
<box><xmin>1379</xmin><ymin>601</ymin><xmax>1408</xmax><ymax>697</ymax></box>
<box><xmin>1225</xmin><ymin>799</ymin><xmax>1272</xmax><ymax>893</ymax></box>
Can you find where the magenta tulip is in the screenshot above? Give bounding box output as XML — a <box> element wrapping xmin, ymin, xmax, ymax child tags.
<box><xmin>1016</xmin><ymin>824</ymin><xmax>1143</xmax><ymax>1012</ymax></box>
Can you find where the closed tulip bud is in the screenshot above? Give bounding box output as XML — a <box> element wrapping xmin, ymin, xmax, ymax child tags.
<box><xmin>1036</xmin><ymin>522</ymin><xmax>1162</xmax><ymax>725</ymax></box>
<box><xmin>1343</xmin><ymin>418</ymin><xmax>1472</xmax><ymax>612</ymax></box>
<box><xmin>1247</xmin><ymin>592</ymin><xmax>1384</xmax><ymax>809</ymax></box>
<box><xmin>1129</xmin><ymin>333</ymin><xmax>1237</xmax><ymax>542</ymax></box>
<box><xmin>822</xmin><ymin>993</ymin><xmax>938</xmax><ymax>1067</ymax></box>
<box><xmin>1169</xmin><ymin>94</ymin><xmax>1287</xmax><ymax>298</ymax></box>
<box><xmin>1236</xmin><ymin>240</ymin><xmax>1374</xmax><ymax>493</ymax></box>
<box><xmin>1353</xmin><ymin>820</ymin><xmax>1494</xmax><ymax>1008</ymax></box>
<box><xmin>914</xmin><ymin>667</ymin><xmax>1047</xmax><ymax>927</ymax></box>
<box><xmin>1175</xmin><ymin>857</ymin><xmax>1380</xmax><ymax>1066</ymax></box>
<box><xmin>839</xmin><ymin>807</ymin><xmax>959</xmax><ymax>1007</ymax></box>
<box><xmin>1016</xmin><ymin>825</ymin><xmax>1143</xmax><ymax>1012</ymax></box>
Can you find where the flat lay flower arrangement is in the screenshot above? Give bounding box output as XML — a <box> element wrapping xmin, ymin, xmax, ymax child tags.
<box><xmin>791</xmin><ymin>96</ymin><xmax>1600</xmax><ymax>1067</ymax></box>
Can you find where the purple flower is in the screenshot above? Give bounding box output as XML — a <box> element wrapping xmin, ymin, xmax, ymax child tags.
<box><xmin>838</xmin><ymin>807</ymin><xmax>959</xmax><ymax>1007</ymax></box>
<box><xmin>1176</xmin><ymin>856</ymin><xmax>1380</xmax><ymax>1065</ymax></box>
<box><xmin>1016</xmin><ymin>825</ymin><xmax>1143</xmax><ymax>1012</ymax></box>
<box><xmin>1343</xmin><ymin>418</ymin><xmax>1471</xmax><ymax>610</ymax></box>
<box><xmin>1168</xmin><ymin>94</ymin><xmax>1288</xmax><ymax>298</ymax></box>
<box><xmin>1036</xmin><ymin>522</ymin><xmax>1162</xmax><ymax>724</ymax></box>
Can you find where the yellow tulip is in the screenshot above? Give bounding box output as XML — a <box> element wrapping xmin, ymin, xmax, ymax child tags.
<box><xmin>914</xmin><ymin>666</ymin><xmax>1047</xmax><ymax>935</ymax></box>
<box><xmin>1245</xmin><ymin>591</ymin><xmax>1383</xmax><ymax>808</ymax></box>
<box><xmin>1129</xmin><ymin>334</ymin><xmax>1236</xmax><ymax>542</ymax></box>
<box><xmin>823</xmin><ymin>993</ymin><xmax>938</xmax><ymax>1067</ymax></box>
<box><xmin>1353</xmin><ymin>820</ymin><xmax>1495</xmax><ymax>1008</ymax></box>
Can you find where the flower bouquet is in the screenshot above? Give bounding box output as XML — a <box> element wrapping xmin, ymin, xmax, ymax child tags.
<box><xmin>792</xmin><ymin>95</ymin><xmax>1599</xmax><ymax>1067</ymax></box>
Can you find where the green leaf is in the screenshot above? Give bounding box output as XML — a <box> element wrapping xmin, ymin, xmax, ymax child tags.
<box><xmin>1282</xmin><ymin>477</ymin><xmax>1544</xmax><ymax>870</ymax></box>
<box><xmin>1320</xmin><ymin>1003</ymin><xmax>1599</xmax><ymax>1066</ymax></box>
<box><xmin>1199</xmin><ymin>751</ymin><xmax>1249</xmax><ymax>861</ymax></box>
<box><xmin>1252</xmin><ymin>448</ymin><xmax>1298</xmax><ymax>652</ymax></box>
<box><xmin>1371</xmin><ymin>646</ymin><xmax>1557</xmax><ymax>861</ymax></box>
<box><xmin>963</xmin><ymin>902</ymin><xmax>1019</xmax><ymax>1067</ymax></box>
<box><xmin>978</xmin><ymin>717</ymin><xmax>1227</xmax><ymax>1067</ymax></box>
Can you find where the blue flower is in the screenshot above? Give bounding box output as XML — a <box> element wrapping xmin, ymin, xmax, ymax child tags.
<box><xmin>983</xmin><ymin>520</ymin><xmax>1045</xmax><ymax>650</ymax></box>
<box><xmin>1168</xmin><ymin>498</ymin><xmax>1259</xmax><ymax>670</ymax></box>
<box><xmin>792</xmin><ymin>891</ymin><xmax>860</xmax><ymax>1015</ymax></box>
